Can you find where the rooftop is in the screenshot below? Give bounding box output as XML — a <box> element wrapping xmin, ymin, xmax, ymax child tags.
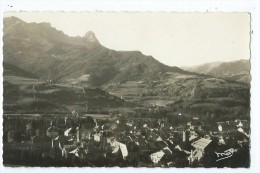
<box><xmin>192</xmin><ymin>138</ymin><xmax>212</xmax><ymax>150</ymax></box>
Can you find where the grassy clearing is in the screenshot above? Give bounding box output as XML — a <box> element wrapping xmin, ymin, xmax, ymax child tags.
<box><xmin>3</xmin><ymin>75</ymin><xmax>133</xmax><ymax>114</ymax></box>
<box><xmin>144</xmin><ymin>100</ymin><xmax>175</xmax><ymax>106</ymax></box>
<box><xmin>4</xmin><ymin>76</ymin><xmax>44</xmax><ymax>85</ymax></box>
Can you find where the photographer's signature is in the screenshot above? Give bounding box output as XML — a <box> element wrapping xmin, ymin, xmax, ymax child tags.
<box><xmin>215</xmin><ymin>148</ymin><xmax>237</xmax><ymax>162</ymax></box>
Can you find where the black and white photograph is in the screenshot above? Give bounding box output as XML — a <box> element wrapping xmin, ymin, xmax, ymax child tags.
<box><xmin>0</xmin><ymin>7</ymin><xmax>258</xmax><ymax>170</ymax></box>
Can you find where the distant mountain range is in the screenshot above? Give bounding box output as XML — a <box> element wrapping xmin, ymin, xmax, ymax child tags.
<box><xmin>182</xmin><ymin>60</ymin><xmax>250</xmax><ymax>84</ymax></box>
<box><xmin>3</xmin><ymin>16</ymin><xmax>250</xmax><ymax>117</ymax></box>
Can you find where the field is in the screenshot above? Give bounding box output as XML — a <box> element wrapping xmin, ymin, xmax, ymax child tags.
<box><xmin>3</xmin><ymin>67</ymin><xmax>250</xmax><ymax>123</ymax></box>
<box><xmin>3</xmin><ymin>74</ymin><xmax>132</xmax><ymax>114</ymax></box>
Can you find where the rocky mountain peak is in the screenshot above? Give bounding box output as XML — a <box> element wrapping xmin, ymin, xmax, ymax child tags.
<box><xmin>4</xmin><ymin>16</ymin><xmax>24</xmax><ymax>28</ymax></box>
<box><xmin>4</xmin><ymin>16</ymin><xmax>23</xmax><ymax>23</ymax></box>
<box><xmin>83</xmin><ymin>31</ymin><xmax>100</xmax><ymax>44</ymax></box>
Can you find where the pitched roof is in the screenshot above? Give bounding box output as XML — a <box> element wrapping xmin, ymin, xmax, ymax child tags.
<box><xmin>192</xmin><ymin>138</ymin><xmax>212</xmax><ymax>150</ymax></box>
<box><xmin>177</xmin><ymin>141</ymin><xmax>195</xmax><ymax>152</ymax></box>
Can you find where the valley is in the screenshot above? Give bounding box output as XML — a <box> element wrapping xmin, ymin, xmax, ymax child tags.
<box><xmin>2</xmin><ymin>15</ymin><xmax>251</xmax><ymax>168</ymax></box>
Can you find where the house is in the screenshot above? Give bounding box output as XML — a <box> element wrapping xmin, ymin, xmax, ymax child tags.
<box><xmin>93</xmin><ymin>133</ymin><xmax>102</xmax><ymax>142</ymax></box>
<box><xmin>192</xmin><ymin>138</ymin><xmax>212</xmax><ymax>151</ymax></box>
<box><xmin>150</xmin><ymin>150</ymin><xmax>165</xmax><ymax>164</ymax></box>
<box><xmin>217</xmin><ymin>121</ymin><xmax>225</xmax><ymax>125</ymax></box>
<box><xmin>218</xmin><ymin>125</ymin><xmax>223</xmax><ymax>132</ymax></box>
<box><xmin>237</xmin><ymin>121</ymin><xmax>243</xmax><ymax>127</ymax></box>
<box><xmin>187</xmin><ymin>121</ymin><xmax>192</xmax><ymax>126</ymax></box>
<box><xmin>218</xmin><ymin>136</ymin><xmax>225</xmax><ymax>145</ymax></box>
<box><xmin>193</xmin><ymin>117</ymin><xmax>199</xmax><ymax>120</ymax></box>
<box><xmin>175</xmin><ymin>141</ymin><xmax>195</xmax><ymax>155</ymax></box>
<box><xmin>190</xmin><ymin>138</ymin><xmax>218</xmax><ymax>161</ymax></box>
<box><xmin>182</xmin><ymin>130</ymin><xmax>190</xmax><ymax>142</ymax></box>
<box><xmin>126</xmin><ymin>122</ymin><xmax>133</xmax><ymax>127</ymax></box>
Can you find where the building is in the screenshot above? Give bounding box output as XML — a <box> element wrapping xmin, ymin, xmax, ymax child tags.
<box><xmin>190</xmin><ymin>138</ymin><xmax>218</xmax><ymax>161</ymax></box>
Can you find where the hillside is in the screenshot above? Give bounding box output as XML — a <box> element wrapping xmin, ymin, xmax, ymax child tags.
<box><xmin>182</xmin><ymin>60</ymin><xmax>250</xmax><ymax>83</ymax></box>
<box><xmin>3</xmin><ymin>78</ymin><xmax>132</xmax><ymax>114</ymax></box>
<box><xmin>3</xmin><ymin>16</ymin><xmax>250</xmax><ymax>118</ymax></box>
<box><xmin>3</xmin><ymin>62</ymin><xmax>37</xmax><ymax>79</ymax></box>
<box><xmin>3</xmin><ymin>16</ymin><xmax>190</xmax><ymax>86</ymax></box>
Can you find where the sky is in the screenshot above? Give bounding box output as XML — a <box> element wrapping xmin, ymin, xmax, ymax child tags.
<box><xmin>4</xmin><ymin>12</ymin><xmax>250</xmax><ymax>67</ymax></box>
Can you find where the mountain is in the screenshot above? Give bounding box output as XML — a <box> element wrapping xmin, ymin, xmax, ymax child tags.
<box><xmin>182</xmin><ymin>60</ymin><xmax>250</xmax><ymax>83</ymax></box>
<box><xmin>3</xmin><ymin>16</ymin><xmax>189</xmax><ymax>86</ymax></box>
<box><xmin>3</xmin><ymin>16</ymin><xmax>250</xmax><ymax>118</ymax></box>
<box><xmin>3</xmin><ymin>61</ymin><xmax>37</xmax><ymax>79</ymax></box>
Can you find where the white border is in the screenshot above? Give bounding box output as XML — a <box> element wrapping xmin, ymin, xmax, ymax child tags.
<box><xmin>0</xmin><ymin>1</ymin><xmax>259</xmax><ymax>173</ymax></box>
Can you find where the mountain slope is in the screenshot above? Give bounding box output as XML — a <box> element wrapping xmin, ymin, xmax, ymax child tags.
<box><xmin>3</xmin><ymin>61</ymin><xmax>37</xmax><ymax>79</ymax></box>
<box><xmin>3</xmin><ymin>16</ymin><xmax>250</xmax><ymax>118</ymax></box>
<box><xmin>3</xmin><ymin>16</ymin><xmax>190</xmax><ymax>86</ymax></box>
<box><xmin>182</xmin><ymin>60</ymin><xmax>250</xmax><ymax>83</ymax></box>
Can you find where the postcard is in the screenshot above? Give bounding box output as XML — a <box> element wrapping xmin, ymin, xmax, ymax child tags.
<box><xmin>1</xmin><ymin>1</ymin><xmax>259</xmax><ymax>173</ymax></box>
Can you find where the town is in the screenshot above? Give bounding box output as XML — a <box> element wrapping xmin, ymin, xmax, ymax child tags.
<box><xmin>2</xmin><ymin>14</ymin><xmax>251</xmax><ymax>168</ymax></box>
<box><xmin>3</xmin><ymin>106</ymin><xmax>250</xmax><ymax>167</ymax></box>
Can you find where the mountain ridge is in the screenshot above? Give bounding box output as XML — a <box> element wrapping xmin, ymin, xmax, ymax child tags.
<box><xmin>3</xmin><ymin>16</ymin><xmax>250</xmax><ymax>102</ymax></box>
<box><xmin>182</xmin><ymin>59</ymin><xmax>250</xmax><ymax>83</ymax></box>
<box><xmin>3</xmin><ymin>16</ymin><xmax>250</xmax><ymax>119</ymax></box>
<box><xmin>3</xmin><ymin>16</ymin><xmax>193</xmax><ymax>86</ymax></box>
